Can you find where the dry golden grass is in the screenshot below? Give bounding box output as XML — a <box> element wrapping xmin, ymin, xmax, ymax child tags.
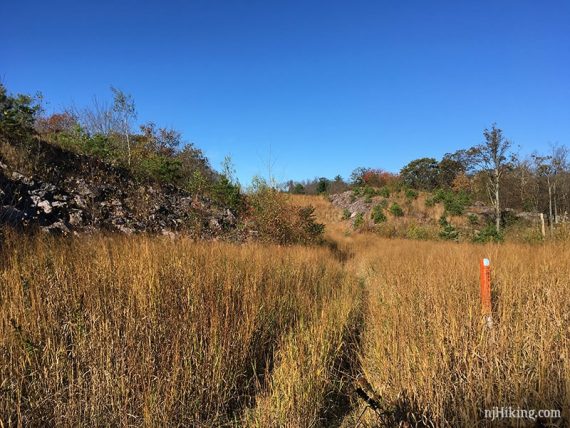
<box><xmin>288</xmin><ymin>194</ymin><xmax>343</xmax><ymax>225</ymax></box>
<box><xmin>0</xmin><ymin>233</ymin><xmax>361</xmax><ymax>426</ymax></box>
<box><xmin>1</xmin><ymin>195</ymin><xmax>569</xmax><ymax>427</ymax></box>
<box><xmin>285</xmin><ymin>195</ymin><xmax>570</xmax><ymax>426</ymax></box>
<box><xmin>342</xmin><ymin>237</ymin><xmax>570</xmax><ymax>426</ymax></box>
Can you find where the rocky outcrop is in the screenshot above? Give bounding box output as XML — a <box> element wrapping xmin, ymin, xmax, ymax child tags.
<box><xmin>466</xmin><ymin>202</ymin><xmax>543</xmax><ymax>224</ymax></box>
<box><xmin>0</xmin><ymin>147</ymin><xmax>237</xmax><ymax>237</ymax></box>
<box><xmin>329</xmin><ymin>191</ymin><xmax>373</xmax><ymax>216</ymax></box>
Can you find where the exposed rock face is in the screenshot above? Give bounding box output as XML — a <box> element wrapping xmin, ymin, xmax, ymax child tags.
<box><xmin>0</xmin><ymin>145</ymin><xmax>237</xmax><ymax>237</ymax></box>
<box><xmin>330</xmin><ymin>191</ymin><xmax>372</xmax><ymax>216</ymax></box>
<box><xmin>466</xmin><ymin>202</ymin><xmax>543</xmax><ymax>224</ymax></box>
<box><xmin>514</xmin><ymin>211</ymin><xmax>542</xmax><ymax>221</ymax></box>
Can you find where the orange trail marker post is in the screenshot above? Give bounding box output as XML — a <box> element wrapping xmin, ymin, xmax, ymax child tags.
<box><xmin>480</xmin><ymin>258</ymin><xmax>493</xmax><ymax>328</ymax></box>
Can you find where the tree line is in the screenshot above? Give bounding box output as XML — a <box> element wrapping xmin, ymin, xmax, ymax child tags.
<box><xmin>1</xmin><ymin>83</ymin><xmax>244</xmax><ymax>213</ymax></box>
<box><xmin>1</xmin><ymin>83</ymin><xmax>328</xmax><ymax>245</ymax></box>
<box><xmin>288</xmin><ymin>124</ymin><xmax>569</xmax><ymax>233</ymax></box>
<box><xmin>3</xmin><ymin>82</ymin><xmax>568</xmax><ymax>235</ymax></box>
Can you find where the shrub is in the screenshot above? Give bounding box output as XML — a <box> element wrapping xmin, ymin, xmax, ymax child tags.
<box><xmin>425</xmin><ymin>197</ymin><xmax>435</xmax><ymax>208</ymax></box>
<box><xmin>353</xmin><ymin>212</ymin><xmax>364</xmax><ymax>229</ymax></box>
<box><xmin>406</xmin><ymin>224</ymin><xmax>430</xmax><ymax>240</ymax></box>
<box><xmin>405</xmin><ymin>188</ymin><xmax>418</xmax><ymax>199</ymax></box>
<box><xmin>371</xmin><ymin>205</ymin><xmax>387</xmax><ymax>224</ymax></box>
<box><xmin>433</xmin><ymin>189</ymin><xmax>470</xmax><ymax>216</ymax></box>
<box><xmin>502</xmin><ymin>210</ymin><xmax>519</xmax><ymax>227</ymax></box>
<box><xmin>467</xmin><ymin>213</ymin><xmax>478</xmax><ymax>225</ymax></box>
<box><xmin>353</xmin><ymin>185</ymin><xmax>379</xmax><ymax>199</ymax></box>
<box><xmin>296</xmin><ymin>206</ymin><xmax>325</xmax><ymax>243</ymax></box>
<box><xmin>84</xmin><ymin>134</ymin><xmax>116</xmax><ymax>159</ymax></box>
<box><xmin>389</xmin><ymin>203</ymin><xmax>404</xmax><ymax>217</ymax></box>
<box><xmin>187</xmin><ymin>169</ymin><xmax>211</xmax><ymax>196</ymax></box>
<box><xmin>363</xmin><ymin>186</ymin><xmax>377</xmax><ymax>198</ymax></box>
<box><xmin>342</xmin><ymin>209</ymin><xmax>351</xmax><ymax>220</ymax></box>
<box><xmin>137</xmin><ymin>155</ymin><xmax>182</xmax><ymax>183</ymax></box>
<box><xmin>438</xmin><ymin>216</ymin><xmax>459</xmax><ymax>241</ymax></box>
<box><xmin>472</xmin><ymin>225</ymin><xmax>503</xmax><ymax>243</ymax></box>
<box><xmin>247</xmin><ymin>177</ymin><xmax>324</xmax><ymax>245</ymax></box>
<box><xmin>446</xmin><ymin>194</ymin><xmax>469</xmax><ymax>215</ymax></box>
<box><xmin>213</xmin><ymin>175</ymin><xmax>244</xmax><ymax>213</ymax></box>
<box><xmin>379</xmin><ymin>187</ymin><xmax>390</xmax><ymax>198</ymax></box>
<box><xmin>374</xmin><ymin>223</ymin><xmax>398</xmax><ymax>239</ymax></box>
<box><xmin>364</xmin><ymin>194</ymin><xmax>372</xmax><ymax>204</ymax></box>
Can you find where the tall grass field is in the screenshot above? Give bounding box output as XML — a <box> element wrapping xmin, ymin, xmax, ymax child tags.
<box><xmin>1</xmin><ymin>223</ymin><xmax>568</xmax><ymax>426</ymax></box>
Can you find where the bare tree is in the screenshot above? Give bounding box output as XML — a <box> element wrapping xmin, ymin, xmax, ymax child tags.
<box><xmin>532</xmin><ymin>153</ymin><xmax>554</xmax><ymax>234</ymax></box>
<box><xmin>470</xmin><ymin>124</ymin><xmax>512</xmax><ymax>232</ymax></box>
<box><xmin>532</xmin><ymin>145</ymin><xmax>568</xmax><ymax>233</ymax></box>
<box><xmin>69</xmin><ymin>96</ymin><xmax>120</xmax><ymax>136</ymax></box>
<box><xmin>511</xmin><ymin>151</ymin><xmax>537</xmax><ymax>211</ymax></box>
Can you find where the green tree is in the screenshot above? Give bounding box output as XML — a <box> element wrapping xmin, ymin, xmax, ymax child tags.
<box><xmin>0</xmin><ymin>83</ymin><xmax>41</xmax><ymax>144</ymax></box>
<box><xmin>437</xmin><ymin>154</ymin><xmax>465</xmax><ymax>188</ymax></box>
<box><xmin>400</xmin><ymin>157</ymin><xmax>439</xmax><ymax>190</ymax></box>
<box><xmin>176</xmin><ymin>143</ymin><xmax>215</xmax><ymax>185</ymax></box>
<box><xmin>350</xmin><ymin>167</ymin><xmax>368</xmax><ymax>186</ymax></box>
<box><xmin>213</xmin><ymin>155</ymin><xmax>243</xmax><ymax>212</ymax></box>
<box><xmin>292</xmin><ymin>183</ymin><xmax>305</xmax><ymax>194</ymax></box>
<box><xmin>316</xmin><ymin>177</ymin><xmax>329</xmax><ymax>194</ymax></box>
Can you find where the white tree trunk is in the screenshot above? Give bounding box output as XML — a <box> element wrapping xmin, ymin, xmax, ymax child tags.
<box><xmin>554</xmin><ymin>183</ymin><xmax>559</xmax><ymax>224</ymax></box>
<box><xmin>125</xmin><ymin>118</ymin><xmax>131</xmax><ymax>167</ymax></box>
<box><xmin>548</xmin><ymin>177</ymin><xmax>553</xmax><ymax>235</ymax></box>
<box><xmin>495</xmin><ymin>168</ymin><xmax>500</xmax><ymax>232</ymax></box>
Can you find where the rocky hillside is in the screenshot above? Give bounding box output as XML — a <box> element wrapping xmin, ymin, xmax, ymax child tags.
<box><xmin>329</xmin><ymin>189</ymin><xmax>543</xmax><ymax>243</ymax></box>
<box><xmin>0</xmin><ymin>140</ymin><xmax>236</xmax><ymax>237</ymax></box>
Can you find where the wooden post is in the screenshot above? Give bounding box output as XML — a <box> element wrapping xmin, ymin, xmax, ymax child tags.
<box><xmin>480</xmin><ymin>258</ymin><xmax>493</xmax><ymax>327</ymax></box>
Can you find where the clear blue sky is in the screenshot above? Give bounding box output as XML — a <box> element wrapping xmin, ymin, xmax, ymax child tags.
<box><xmin>2</xmin><ymin>1</ymin><xmax>569</xmax><ymax>184</ymax></box>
